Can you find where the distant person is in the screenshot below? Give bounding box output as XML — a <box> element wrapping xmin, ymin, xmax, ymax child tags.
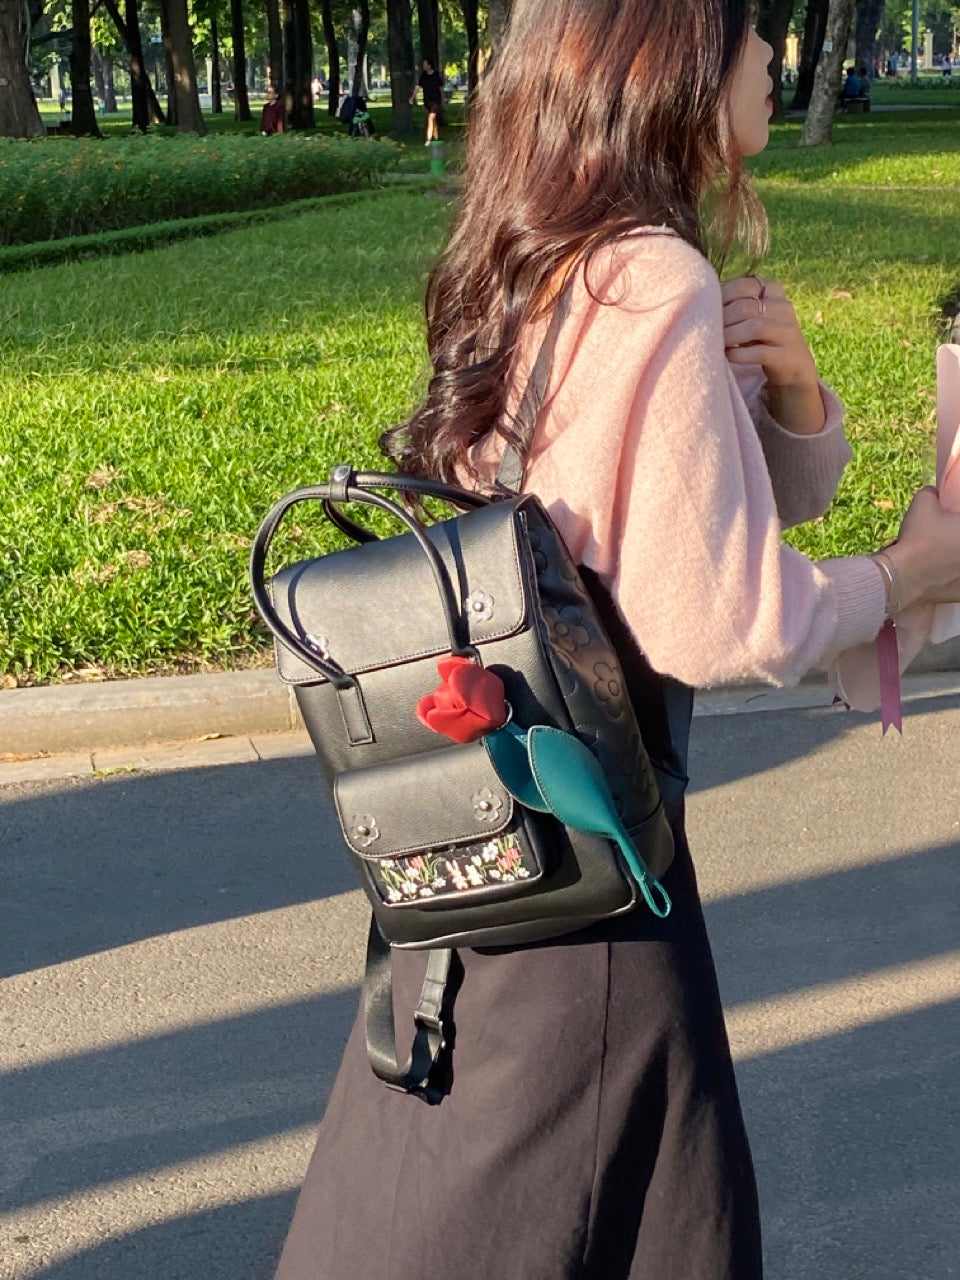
<box><xmin>841</xmin><ymin>66</ymin><xmax>860</xmax><ymax>100</ymax></box>
<box><xmin>260</xmin><ymin>84</ymin><xmax>285</xmax><ymax>135</ymax></box>
<box><xmin>943</xmin><ymin>54</ymin><xmax>953</xmax><ymax>78</ymax></box>
<box><xmin>58</xmin><ymin>87</ymin><xmax>66</xmax><ymax>111</ymax></box>
<box><xmin>887</xmin><ymin>55</ymin><xmax>898</xmax><ymax>78</ymax></box>
<box><xmin>410</xmin><ymin>58</ymin><xmax>443</xmax><ymax>144</ymax></box>
<box><xmin>348</xmin><ymin>96</ymin><xmax>375</xmax><ymax>138</ymax></box>
<box><xmin>857</xmin><ymin>65</ymin><xmax>871</xmax><ymax>99</ymax></box>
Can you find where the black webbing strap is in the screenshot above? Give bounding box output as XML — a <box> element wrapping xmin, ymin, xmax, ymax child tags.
<box><xmin>497</xmin><ymin>284</ymin><xmax>574</xmax><ymax>493</ymax></box>
<box><xmin>362</xmin><ymin>917</ymin><xmax>453</xmax><ymax>1105</ymax></box>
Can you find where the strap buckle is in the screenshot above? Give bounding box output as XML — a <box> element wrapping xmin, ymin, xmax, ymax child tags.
<box><xmin>413</xmin><ymin>1006</ymin><xmax>447</xmax><ymax>1047</ymax></box>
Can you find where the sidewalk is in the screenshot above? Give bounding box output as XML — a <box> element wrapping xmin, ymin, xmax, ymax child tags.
<box><xmin>2</xmin><ymin>695</ymin><xmax>958</xmax><ymax>1279</ymax></box>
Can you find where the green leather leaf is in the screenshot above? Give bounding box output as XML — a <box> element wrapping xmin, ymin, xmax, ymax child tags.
<box><xmin>485</xmin><ymin>722</ymin><xmax>672</xmax><ymax>919</ymax></box>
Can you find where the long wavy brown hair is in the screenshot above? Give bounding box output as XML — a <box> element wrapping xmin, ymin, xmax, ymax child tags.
<box><xmin>382</xmin><ymin>0</ymin><xmax>767</xmax><ymax>484</ymax></box>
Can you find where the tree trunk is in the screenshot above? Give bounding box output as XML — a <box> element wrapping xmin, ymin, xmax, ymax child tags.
<box><xmin>351</xmin><ymin>0</ymin><xmax>369</xmax><ymax>98</ymax></box>
<box><xmin>291</xmin><ymin>0</ymin><xmax>313</xmax><ymax>127</ymax></box>
<box><xmin>415</xmin><ymin>0</ymin><xmax>441</xmax><ymax>119</ymax></box>
<box><xmin>210</xmin><ymin>11</ymin><xmax>222</xmax><ymax>111</ymax></box>
<box><xmin>265</xmin><ymin>0</ymin><xmax>282</xmax><ymax>90</ymax></box>
<box><xmin>230</xmin><ymin>0</ymin><xmax>251</xmax><ymax>120</ymax></box>
<box><xmin>71</xmin><ymin>0</ymin><xmax>102</xmax><ymax>135</ymax></box>
<box><xmin>318</xmin><ymin>0</ymin><xmax>339</xmax><ymax>114</ymax></box>
<box><xmin>757</xmin><ymin>0</ymin><xmax>795</xmax><ymax>117</ymax></box>
<box><xmin>92</xmin><ymin>41</ymin><xmax>106</xmax><ymax>102</ymax></box>
<box><xmin>800</xmin><ymin>0</ymin><xmax>858</xmax><ymax>145</ymax></box>
<box><xmin>415</xmin><ymin>0</ymin><xmax>438</xmax><ymax>68</ymax></box>
<box><xmin>158</xmin><ymin>0</ymin><xmax>178</xmax><ymax>123</ymax></box>
<box><xmin>104</xmin><ymin>0</ymin><xmax>162</xmax><ymax>128</ymax></box>
<box><xmin>793</xmin><ymin>0</ymin><xmax>829</xmax><ymax>109</ymax></box>
<box><xmin>103</xmin><ymin>53</ymin><xmax>117</xmax><ymax>111</ymax></box>
<box><xmin>854</xmin><ymin>0</ymin><xmax>883</xmax><ymax>70</ymax></box>
<box><xmin>487</xmin><ymin>0</ymin><xmax>510</xmax><ymax>56</ymax></box>
<box><xmin>0</xmin><ymin>0</ymin><xmax>44</xmax><ymax>137</ymax></box>
<box><xmin>160</xmin><ymin>0</ymin><xmax>206</xmax><ymax>133</ymax></box>
<box><xmin>387</xmin><ymin>0</ymin><xmax>414</xmax><ymax>136</ymax></box>
<box><xmin>461</xmin><ymin>0</ymin><xmax>478</xmax><ymax>100</ymax></box>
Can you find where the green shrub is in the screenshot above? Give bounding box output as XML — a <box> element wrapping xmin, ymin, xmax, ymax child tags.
<box><xmin>0</xmin><ymin>133</ymin><xmax>400</xmax><ymax>246</ymax></box>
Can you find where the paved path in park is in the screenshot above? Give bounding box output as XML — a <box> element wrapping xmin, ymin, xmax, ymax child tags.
<box><xmin>2</xmin><ymin>697</ymin><xmax>958</xmax><ymax>1280</ymax></box>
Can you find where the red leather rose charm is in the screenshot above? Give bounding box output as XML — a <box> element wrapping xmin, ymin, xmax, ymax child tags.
<box><xmin>416</xmin><ymin>656</ymin><xmax>508</xmax><ymax>744</ymax></box>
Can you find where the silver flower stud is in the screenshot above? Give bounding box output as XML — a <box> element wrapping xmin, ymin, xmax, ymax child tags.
<box><xmin>349</xmin><ymin>814</ymin><xmax>380</xmax><ymax>847</ymax></box>
<box><xmin>471</xmin><ymin>787</ymin><xmax>503</xmax><ymax>822</ymax></box>
<box><xmin>464</xmin><ymin>589</ymin><xmax>494</xmax><ymax>623</ymax></box>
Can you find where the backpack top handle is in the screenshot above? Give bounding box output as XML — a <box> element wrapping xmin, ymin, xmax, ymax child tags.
<box><xmin>250</xmin><ymin>465</ymin><xmax>491</xmax><ymax>686</ymax></box>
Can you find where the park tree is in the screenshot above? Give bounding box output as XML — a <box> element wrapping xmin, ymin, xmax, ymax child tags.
<box><xmin>800</xmin><ymin>0</ymin><xmax>858</xmax><ymax>143</ymax></box>
<box><xmin>209</xmin><ymin>5</ymin><xmax>222</xmax><ymax>110</ymax></box>
<box><xmin>793</xmin><ymin>0</ymin><xmax>829</xmax><ymax>108</ymax></box>
<box><xmin>91</xmin><ymin>7</ymin><xmax>123</xmax><ymax>111</ymax></box>
<box><xmin>0</xmin><ymin>0</ymin><xmax>45</xmax><ymax>135</ymax></box>
<box><xmin>101</xmin><ymin>0</ymin><xmax>166</xmax><ymax>127</ymax></box>
<box><xmin>414</xmin><ymin>0</ymin><xmax>437</xmax><ymax>67</ymax></box>
<box><xmin>229</xmin><ymin>0</ymin><xmax>250</xmax><ymax>119</ymax></box>
<box><xmin>757</xmin><ymin>0</ymin><xmax>795</xmax><ymax>115</ymax></box>
<box><xmin>265</xmin><ymin>0</ymin><xmax>280</xmax><ymax>86</ymax></box>
<box><xmin>855</xmin><ymin>0</ymin><xmax>884</xmax><ymax>69</ymax></box>
<box><xmin>386</xmin><ymin>0</ymin><xmax>414</xmax><ymax>134</ymax></box>
<box><xmin>318</xmin><ymin>0</ymin><xmax>340</xmax><ymax>112</ymax></box>
<box><xmin>283</xmin><ymin>0</ymin><xmax>314</xmax><ymax>127</ymax></box>
<box><xmin>350</xmin><ymin>0</ymin><xmax>370</xmax><ymax>96</ymax></box>
<box><xmin>158</xmin><ymin>0</ymin><xmax>207</xmax><ymax>132</ymax></box>
<box><xmin>70</xmin><ymin>0</ymin><xmax>101</xmax><ymax>134</ymax></box>
<box><xmin>459</xmin><ymin>0</ymin><xmax>478</xmax><ymax>98</ymax></box>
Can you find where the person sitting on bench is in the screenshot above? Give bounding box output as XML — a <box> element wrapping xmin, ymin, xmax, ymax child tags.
<box><xmin>841</xmin><ymin>67</ymin><xmax>860</xmax><ymax>101</ymax></box>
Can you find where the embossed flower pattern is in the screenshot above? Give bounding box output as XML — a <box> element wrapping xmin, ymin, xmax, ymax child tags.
<box><xmin>543</xmin><ymin>605</ymin><xmax>590</xmax><ymax>655</ymax></box>
<box><xmin>593</xmin><ymin>661</ymin><xmax>625</xmax><ymax>717</ymax></box>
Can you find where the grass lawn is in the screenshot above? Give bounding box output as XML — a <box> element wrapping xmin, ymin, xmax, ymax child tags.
<box><xmin>2</xmin><ymin>110</ymin><xmax>959</xmax><ymax>684</ymax></box>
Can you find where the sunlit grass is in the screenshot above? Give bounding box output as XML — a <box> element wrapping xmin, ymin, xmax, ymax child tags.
<box><xmin>2</xmin><ymin>111</ymin><xmax>959</xmax><ymax>681</ymax></box>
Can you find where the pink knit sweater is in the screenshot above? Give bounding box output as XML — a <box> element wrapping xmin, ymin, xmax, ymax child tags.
<box><xmin>475</xmin><ymin>229</ymin><xmax>886</xmax><ymax>688</ymax></box>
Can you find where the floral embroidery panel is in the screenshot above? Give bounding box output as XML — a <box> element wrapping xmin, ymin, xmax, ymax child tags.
<box><xmin>371</xmin><ymin>834</ymin><xmax>540</xmax><ymax>905</ymax></box>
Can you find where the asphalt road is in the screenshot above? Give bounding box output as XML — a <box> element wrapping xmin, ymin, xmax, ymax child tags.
<box><xmin>2</xmin><ymin>697</ymin><xmax>959</xmax><ymax>1280</ymax></box>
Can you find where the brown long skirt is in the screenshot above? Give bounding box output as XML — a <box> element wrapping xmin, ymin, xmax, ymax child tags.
<box><xmin>274</xmin><ymin>827</ymin><xmax>762</xmax><ymax>1280</ymax></box>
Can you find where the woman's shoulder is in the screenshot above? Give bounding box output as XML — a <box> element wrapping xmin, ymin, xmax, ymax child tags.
<box><xmin>580</xmin><ymin>227</ymin><xmax>721</xmax><ymax>317</ymax></box>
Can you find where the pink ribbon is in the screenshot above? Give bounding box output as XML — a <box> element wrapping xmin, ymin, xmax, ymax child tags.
<box><xmin>876</xmin><ymin>619</ymin><xmax>903</xmax><ymax>735</ymax></box>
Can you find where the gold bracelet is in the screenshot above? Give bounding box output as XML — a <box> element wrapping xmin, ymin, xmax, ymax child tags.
<box><xmin>871</xmin><ymin>550</ymin><xmax>901</xmax><ymax>620</ymax></box>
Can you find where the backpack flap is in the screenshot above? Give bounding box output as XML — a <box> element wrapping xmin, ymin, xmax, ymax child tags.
<box><xmin>270</xmin><ymin>499</ymin><xmax>529</xmax><ymax>687</ymax></box>
<box><xmin>333</xmin><ymin>740</ymin><xmax>550</xmax><ymax>919</ymax></box>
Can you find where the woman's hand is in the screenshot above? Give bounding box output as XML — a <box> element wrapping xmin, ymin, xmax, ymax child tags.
<box><xmin>885</xmin><ymin>486</ymin><xmax>960</xmax><ymax>609</ymax></box>
<box><xmin>721</xmin><ymin>275</ymin><xmax>825</xmax><ymax>435</ymax></box>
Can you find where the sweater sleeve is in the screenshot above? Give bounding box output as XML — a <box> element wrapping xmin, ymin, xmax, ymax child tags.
<box><xmin>527</xmin><ymin>237</ymin><xmax>886</xmax><ymax>689</ymax></box>
<box><xmin>729</xmin><ymin>362</ymin><xmax>853</xmax><ymax>528</ymax></box>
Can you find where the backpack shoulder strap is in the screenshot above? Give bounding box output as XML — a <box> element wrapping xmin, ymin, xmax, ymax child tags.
<box><xmin>496</xmin><ymin>283</ymin><xmax>574</xmax><ymax>494</ymax></box>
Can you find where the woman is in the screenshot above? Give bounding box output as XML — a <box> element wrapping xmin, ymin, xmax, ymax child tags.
<box><xmin>274</xmin><ymin>4</ymin><xmax>960</xmax><ymax>1277</ymax></box>
<box><xmin>410</xmin><ymin>58</ymin><xmax>443</xmax><ymax>144</ymax></box>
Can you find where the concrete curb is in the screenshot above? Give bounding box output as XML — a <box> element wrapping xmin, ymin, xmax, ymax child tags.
<box><xmin>2</xmin><ymin>638</ymin><xmax>959</xmax><ymax>758</ymax></box>
<box><xmin>0</xmin><ymin>668</ymin><xmax>301</xmax><ymax>756</ymax></box>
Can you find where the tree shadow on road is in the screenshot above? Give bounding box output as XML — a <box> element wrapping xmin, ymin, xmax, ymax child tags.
<box><xmin>1</xmin><ymin>756</ymin><xmax>355</xmax><ymax>979</ymax></box>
